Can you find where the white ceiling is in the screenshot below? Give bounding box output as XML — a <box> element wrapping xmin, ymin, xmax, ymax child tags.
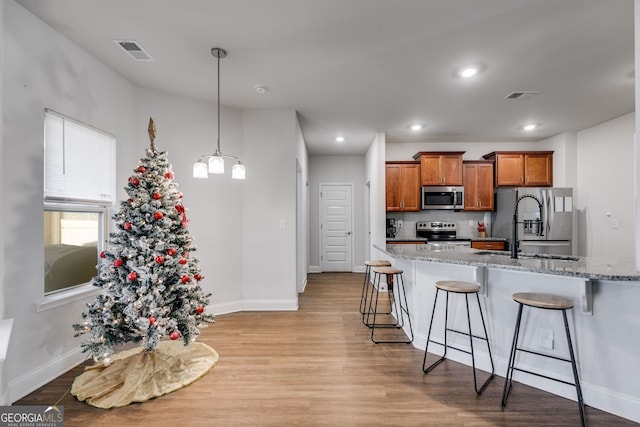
<box><xmin>16</xmin><ymin>0</ymin><xmax>635</xmax><ymax>155</ymax></box>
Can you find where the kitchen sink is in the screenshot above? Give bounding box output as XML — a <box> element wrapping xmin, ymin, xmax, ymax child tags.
<box><xmin>472</xmin><ymin>251</ymin><xmax>579</xmax><ymax>261</ymax></box>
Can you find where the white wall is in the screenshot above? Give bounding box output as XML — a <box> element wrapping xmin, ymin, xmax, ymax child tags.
<box><xmin>242</xmin><ymin>109</ymin><xmax>299</xmax><ymax>307</ymax></box>
<box><xmin>367</xmin><ymin>133</ymin><xmax>387</xmax><ymax>251</ymax></box>
<box><xmin>2</xmin><ymin>1</ymin><xmax>135</xmax><ymax>402</ymax></box>
<box><xmin>295</xmin><ymin>116</ymin><xmax>309</xmax><ymax>292</ymax></box>
<box><xmin>576</xmin><ymin>113</ymin><xmax>635</xmax><ymax>259</ymax></box>
<box><xmin>308</xmin><ymin>155</ymin><xmax>366</xmax><ymax>272</ymax></box>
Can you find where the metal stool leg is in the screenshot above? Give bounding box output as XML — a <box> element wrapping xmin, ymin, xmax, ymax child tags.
<box><xmin>501</xmin><ymin>302</ymin><xmax>524</xmax><ymax>407</ymax></box>
<box><xmin>359</xmin><ymin>265</ymin><xmax>371</xmax><ymax>315</ymax></box>
<box><xmin>371</xmin><ymin>272</ymin><xmax>413</xmax><ymax>344</ymax></box>
<box><xmin>563</xmin><ymin>309</ymin><xmax>586</xmax><ymax>427</ymax></box>
<box><xmin>423</xmin><ymin>289</ymin><xmax>447</xmax><ymax>372</ymax></box>
<box><xmin>466</xmin><ymin>293</ymin><xmax>495</xmax><ymax>394</ymax></box>
<box><xmin>396</xmin><ymin>273</ymin><xmax>414</xmax><ymax>343</ymax></box>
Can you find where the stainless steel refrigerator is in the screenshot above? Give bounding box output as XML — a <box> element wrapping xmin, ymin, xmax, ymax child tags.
<box><xmin>492</xmin><ymin>187</ymin><xmax>573</xmax><ymax>255</ymax></box>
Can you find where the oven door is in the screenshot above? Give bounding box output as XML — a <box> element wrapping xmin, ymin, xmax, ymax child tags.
<box><xmin>421</xmin><ymin>186</ymin><xmax>464</xmax><ymax>210</ymax></box>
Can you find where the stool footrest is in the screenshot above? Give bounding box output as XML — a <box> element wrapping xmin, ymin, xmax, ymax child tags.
<box><xmin>515</xmin><ymin>346</ymin><xmax>573</xmax><ymax>364</ymax></box>
<box><xmin>510</xmin><ymin>366</ymin><xmax>578</xmax><ymax>387</ymax></box>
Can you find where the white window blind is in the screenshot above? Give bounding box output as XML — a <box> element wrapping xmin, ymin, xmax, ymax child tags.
<box><xmin>44</xmin><ymin>110</ymin><xmax>116</xmax><ymax>204</ymax></box>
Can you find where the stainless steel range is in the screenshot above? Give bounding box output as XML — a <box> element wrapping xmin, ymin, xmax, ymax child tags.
<box><xmin>416</xmin><ymin>221</ymin><xmax>471</xmax><ymax>247</ymax></box>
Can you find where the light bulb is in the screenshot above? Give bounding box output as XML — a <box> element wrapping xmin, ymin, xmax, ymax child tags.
<box><xmin>208</xmin><ymin>155</ymin><xmax>224</xmax><ymax>174</ymax></box>
<box><xmin>232</xmin><ymin>162</ymin><xmax>246</xmax><ymax>180</ymax></box>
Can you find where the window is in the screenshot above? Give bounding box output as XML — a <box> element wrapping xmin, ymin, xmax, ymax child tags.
<box><xmin>43</xmin><ymin>110</ymin><xmax>115</xmax><ymax>295</ymax></box>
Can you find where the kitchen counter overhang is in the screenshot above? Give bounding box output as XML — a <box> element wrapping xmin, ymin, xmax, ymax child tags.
<box><xmin>377</xmin><ymin>243</ymin><xmax>640</xmax><ymax>282</ymax></box>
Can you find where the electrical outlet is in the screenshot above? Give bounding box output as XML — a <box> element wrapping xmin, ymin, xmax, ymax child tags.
<box><xmin>611</xmin><ymin>218</ymin><xmax>619</xmax><ymax>229</ymax></box>
<box><xmin>279</xmin><ymin>219</ymin><xmax>286</xmax><ymax>229</ymax></box>
<box><xmin>539</xmin><ymin>328</ymin><xmax>554</xmax><ymax>350</ymax></box>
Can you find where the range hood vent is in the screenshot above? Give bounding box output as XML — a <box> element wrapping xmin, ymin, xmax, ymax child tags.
<box><xmin>114</xmin><ymin>40</ymin><xmax>154</xmax><ymax>61</ymax></box>
<box><xmin>503</xmin><ymin>91</ymin><xmax>539</xmax><ymax>100</ymax></box>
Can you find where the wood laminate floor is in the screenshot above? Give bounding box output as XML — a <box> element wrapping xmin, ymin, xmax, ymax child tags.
<box><xmin>16</xmin><ymin>273</ymin><xmax>636</xmax><ymax>426</ymax></box>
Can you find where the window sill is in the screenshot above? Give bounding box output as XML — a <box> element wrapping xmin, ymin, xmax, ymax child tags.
<box><xmin>34</xmin><ymin>284</ymin><xmax>102</xmax><ymax>313</ymax></box>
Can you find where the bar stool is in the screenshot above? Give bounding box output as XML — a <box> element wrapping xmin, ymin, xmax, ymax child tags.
<box><xmin>366</xmin><ymin>266</ymin><xmax>414</xmax><ymax>344</ymax></box>
<box><xmin>501</xmin><ymin>292</ymin><xmax>586</xmax><ymax>427</ymax></box>
<box><xmin>422</xmin><ymin>280</ymin><xmax>495</xmax><ymax>394</ymax></box>
<box><xmin>360</xmin><ymin>260</ymin><xmax>391</xmax><ymax>319</ymax></box>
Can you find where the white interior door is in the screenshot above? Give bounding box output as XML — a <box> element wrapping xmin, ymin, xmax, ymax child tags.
<box><xmin>320</xmin><ymin>184</ymin><xmax>353</xmax><ymax>272</ymax></box>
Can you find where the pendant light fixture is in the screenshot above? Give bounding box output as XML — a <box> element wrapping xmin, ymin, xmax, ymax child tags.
<box><xmin>193</xmin><ymin>47</ymin><xmax>246</xmax><ymax>180</ymax></box>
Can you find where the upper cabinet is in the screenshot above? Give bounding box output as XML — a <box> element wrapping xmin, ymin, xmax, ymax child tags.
<box><xmin>482</xmin><ymin>151</ymin><xmax>553</xmax><ymax>187</ymax></box>
<box><xmin>412</xmin><ymin>151</ymin><xmax>465</xmax><ymax>186</ymax></box>
<box><xmin>385</xmin><ymin>161</ymin><xmax>421</xmax><ymax>212</ymax></box>
<box><xmin>463</xmin><ymin>161</ymin><xmax>494</xmax><ymax>211</ymax></box>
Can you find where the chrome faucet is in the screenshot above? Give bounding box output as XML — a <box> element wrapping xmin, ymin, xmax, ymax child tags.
<box><xmin>511</xmin><ymin>194</ymin><xmax>544</xmax><ymax>259</ymax></box>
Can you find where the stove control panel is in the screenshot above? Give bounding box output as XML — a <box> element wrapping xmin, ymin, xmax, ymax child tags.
<box><xmin>416</xmin><ymin>221</ymin><xmax>457</xmax><ymax>231</ymax></box>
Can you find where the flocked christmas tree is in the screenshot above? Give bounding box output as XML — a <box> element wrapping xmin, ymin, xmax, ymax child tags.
<box><xmin>73</xmin><ymin>118</ymin><xmax>214</xmax><ymax>364</ymax></box>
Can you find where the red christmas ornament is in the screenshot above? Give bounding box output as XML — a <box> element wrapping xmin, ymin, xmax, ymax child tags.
<box><xmin>194</xmin><ymin>274</ymin><xmax>202</xmax><ymax>282</ymax></box>
<box><xmin>131</xmin><ymin>178</ymin><xmax>140</xmax><ymax>186</ymax></box>
<box><xmin>196</xmin><ymin>306</ymin><xmax>204</xmax><ymax>315</ymax></box>
<box><xmin>128</xmin><ymin>198</ymin><xmax>134</xmax><ymax>203</ymax></box>
<box><xmin>169</xmin><ymin>331</ymin><xmax>180</xmax><ymax>340</ymax></box>
<box><xmin>99</xmin><ymin>251</ymin><xmax>106</xmax><ymax>259</ymax></box>
<box><xmin>165</xmin><ymin>172</ymin><xmax>174</xmax><ymax>179</ymax></box>
<box><xmin>167</xmin><ymin>248</ymin><xmax>177</xmax><ymax>256</ymax></box>
<box><xmin>152</xmin><ymin>192</ymin><xmax>162</xmax><ymax>200</ymax></box>
<box><xmin>175</xmin><ymin>204</ymin><xmax>185</xmax><ymax>214</ymax></box>
<box><xmin>137</xmin><ymin>166</ymin><xmax>146</xmax><ymax>173</ymax></box>
<box><xmin>154</xmin><ymin>211</ymin><xmax>164</xmax><ymax>220</ymax></box>
<box><xmin>124</xmin><ymin>222</ymin><xmax>132</xmax><ymax>230</ymax></box>
<box><xmin>155</xmin><ymin>256</ymin><xmax>165</xmax><ymax>264</ymax></box>
<box><xmin>149</xmin><ymin>317</ymin><xmax>156</xmax><ymax>326</ymax></box>
<box><xmin>181</xmin><ymin>275</ymin><xmax>190</xmax><ymax>283</ymax></box>
<box><xmin>114</xmin><ymin>258</ymin><xmax>123</xmax><ymax>267</ymax></box>
<box><xmin>127</xmin><ymin>271</ymin><xmax>138</xmax><ymax>281</ymax></box>
<box><xmin>178</xmin><ymin>192</ymin><xmax>184</xmax><ymax>199</ymax></box>
<box><xmin>178</xmin><ymin>258</ymin><xmax>187</xmax><ymax>265</ymax></box>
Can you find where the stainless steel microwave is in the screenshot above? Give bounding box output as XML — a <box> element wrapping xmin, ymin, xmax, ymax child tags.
<box><xmin>421</xmin><ymin>186</ymin><xmax>464</xmax><ymax>210</ymax></box>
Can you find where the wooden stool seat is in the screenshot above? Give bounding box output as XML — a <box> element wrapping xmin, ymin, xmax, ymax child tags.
<box><xmin>435</xmin><ymin>280</ymin><xmax>480</xmax><ymax>294</ymax></box>
<box><xmin>372</xmin><ymin>266</ymin><xmax>403</xmax><ymax>275</ymax></box>
<box><xmin>512</xmin><ymin>292</ymin><xmax>573</xmax><ymax>310</ymax></box>
<box><xmin>364</xmin><ymin>260</ymin><xmax>392</xmax><ymax>267</ymax></box>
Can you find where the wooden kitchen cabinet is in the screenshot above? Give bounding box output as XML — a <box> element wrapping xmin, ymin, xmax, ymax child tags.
<box><xmin>412</xmin><ymin>152</ymin><xmax>464</xmax><ymax>186</ymax></box>
<box><xmin>385</xmin><ymin>161</ymin><xmax>420</xmax><ymax>212</ymax></box>
<box><xmin>471</xmin><ymin>240</ymin><xmax>506</xmax><ymax>250</ymax></box>
<box><xmin>482</xmin><ymin>151</ymin><xmax>553</xmax><ymax>187</ymax></box>
<box><xmin>463</xmin><ymin>161</ymin><xmax>494</xmax><ymax>211</ymax></box>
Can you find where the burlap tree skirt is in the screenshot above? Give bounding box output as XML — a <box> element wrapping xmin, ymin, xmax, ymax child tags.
<box><xmin>71</xmin><ymin>341</ymin><xmax>218</xmax><ymax>408</ymax></box>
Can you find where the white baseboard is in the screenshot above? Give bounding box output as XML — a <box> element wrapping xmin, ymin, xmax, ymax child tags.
<box><xmin>309</xmin><ymin>265</ymin><xmax>321</xmax><ymax>273</ymax></box>
<box><xmin>211</xmin><ymin>298</ymin><xmax>298</xmax><ymax>316</ymax></box>
<box><xmin>353</xmin><ymin>265</ymin><xmax>366</xmax><ymax>273</ymax></box>
<box><xmin>9</xmin><ymin>346</ymin><xmax>87</xmax><ymax>404</ymax></box>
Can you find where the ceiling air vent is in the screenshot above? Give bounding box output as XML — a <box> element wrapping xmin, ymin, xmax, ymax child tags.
<box><xmin>113</xmin><ymin>40</ymin><xmax>154</xmax><ymax>61</ymax></box>
<box><xmin>503</xmin><ymin>91</ymin><xmax>539</xmax><ymax>100</ymax></box>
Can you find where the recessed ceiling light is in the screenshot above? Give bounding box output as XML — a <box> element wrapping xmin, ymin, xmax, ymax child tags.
<box><xmin>254</xmin><ymin>84</ymin><xmax>270</xmax><ymax>94</ymax></box>
<box><xmin>456</xmin><ymin>63</ymin><xmax>486</xmax><ymax>79</ymax></box>
<box><xmin>409</xmin><ymin>124</ymin><xmax>423</xmax><ymax>131</ymax></box>
<box><xmin>521</xmin><ymin>123</ymin><xmax>540</xmax><ymax>131</ymax></box>
<box><xmin>335</xmin><ymin>136</ymin><xmax>345</xmax><ymax>143</ymax></box>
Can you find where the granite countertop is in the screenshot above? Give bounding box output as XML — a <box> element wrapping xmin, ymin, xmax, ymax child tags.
<box><xmin>377</xmin><ymin>243</ymin><xmax>640</xmax><ymax>281</ymax></box>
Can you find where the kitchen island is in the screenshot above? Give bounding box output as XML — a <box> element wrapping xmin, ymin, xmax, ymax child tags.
<box><xmin>372</xmin><ymin>243</ymin><xmax>640</xmax><ymax>423</ymax></box>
